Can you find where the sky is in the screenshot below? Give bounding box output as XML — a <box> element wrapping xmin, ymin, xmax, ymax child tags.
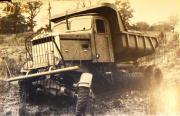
<box><xmin>33</xmin><ymin>0</ymin><xmax>180</xmax><ymax>31</ymax></box>
<box><xmin>130</xmin><ymin>0</ymin><xmax>180</xmax><ymax>24</ymax></box>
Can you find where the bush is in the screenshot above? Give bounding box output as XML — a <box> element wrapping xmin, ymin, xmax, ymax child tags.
<box><xmin>0</xmin><ymin>35</ymin><xmax>4</xmax><ymax>44</ymax></box>
<box><xmin>0</xmin><ymin>57</ymin><xmax>21</xmax><ymax>78</ymax></box>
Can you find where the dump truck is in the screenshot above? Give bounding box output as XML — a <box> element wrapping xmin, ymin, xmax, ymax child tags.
<box><xmin>7</xmin><ymin>3</ymin><xmax>163</xmax><ymax>115</ymax></box>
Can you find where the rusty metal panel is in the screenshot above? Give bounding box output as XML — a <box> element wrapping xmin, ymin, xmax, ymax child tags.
<box><xmin>32</xmin><ymin>41</ymin><xmax>55</xmax><ymax>68</ymax></box>
<box><xmin>94</xmin><ymin>34</ymin><xmax>111</xmax><ymax>62</ymax></box>
<box><xmin>144</xmin><ymin>37</ymin><xmax>152</xmax><ymax>50</ymax></box>
<box><xmin>136</xmin><ymin>36</ymin><xmax>144</xmax><ymax>52</ymax></box>
<box><xmin>128</xmin><ymin>34</ymin><xmax>136</xmax><ymax>50</ymax></box>
<box><xmin>60</xmin><ymin>40</ymin><xmax>92</xmax><ymax>61</ymax></box>
<box><xmin>112</xmin><ymin>32</ymin><xmax>158</xmax><ymax>61</ymax></box>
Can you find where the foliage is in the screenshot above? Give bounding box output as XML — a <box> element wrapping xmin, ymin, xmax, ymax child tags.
<box><xmin>36</xmin><ymin>25</ymin><xmax>51</xmax><ymax>35</ymax></box>
<box><xmin>132</xmin><ymin>15</ymin><xmax>179</xmax><ymax>32</ymax></box>
<box><xmin>26</xmin><ymin>1</ymin><xmax>43</xmax><ymax>31</ymax></box>
<box><xmin>0</xmin><ymin>3</ymin><xmax>28</xmax><ymax>34</ymax></box>
<box><xmin>150</xmin><ymin>15</ymin><xmax>179</xmax><ymax>32</ymax></box>
<box><xmin>114</xmin><ymin>0</ymin><xmax>134</xmax><ymax>28</ymax></box>
<box><xmin>0</xmin><ymin>35</ymin><xmax>4</xmax><ymax>44</ymax></box>
<box><xmin>167</xmin><ymin>15</ymin><xmax>179</xmax><ymax>32</ymax></box>
<box><xmin>150</xmin><ymin>22</ymin><xmax>173</xmax><ymax>32</ymax></box>
<box><xmin>134</xmin><ymin>22</ymin><xmax>150</xmax><ymax>31</ymax></box>
<box><xmin>75</xmin><ymin>0</ymin><xmax>134</xmax><ymax>28</ymax></box>
<box><xmin>76</xmin><ymin>0</ymin><xmax>92</xmax><ymax>8</ymax></box>
<box><xmin>1</xmin><ymin>57</ymin><xmax>21</xmax><ymax>77</ymax></box>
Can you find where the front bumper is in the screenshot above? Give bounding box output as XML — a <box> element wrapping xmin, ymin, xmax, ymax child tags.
<box><xmin>6</xmin><ymin>66</ymin><xmax>79</xmax><ymax>82</ymax></box>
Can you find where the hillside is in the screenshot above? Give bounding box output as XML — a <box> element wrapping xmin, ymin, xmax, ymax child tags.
<box><xmin>0</xmin><ymin>33</ymin><xmax>34</xmax><ymax>79</ymax></box>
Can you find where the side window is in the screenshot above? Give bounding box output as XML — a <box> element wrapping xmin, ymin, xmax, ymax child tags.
<box><xmin>96</xmin><ymin>19</ymin><xmax>105</xmax><ymax>33</ymax></box>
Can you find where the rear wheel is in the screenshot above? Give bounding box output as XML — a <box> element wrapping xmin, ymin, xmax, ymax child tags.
<box><xmin>144</xmin><ymin>65</ymin><xmax>163</xmax><ymax>89</ymax></box>
<box><xmin>114</xmin><ymin>71</ymin><xmax>144</xmax><ymax>89</ymax></box>
<box><xmin>75</xmin><ymin>87</ymin><xmax>90</xmax><ymax>116</ymax></box>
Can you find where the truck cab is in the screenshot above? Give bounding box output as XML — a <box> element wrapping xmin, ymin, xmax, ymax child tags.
<box><xmin>52</xmin><ymin>14</ymin><xmax>114</xmax><ymax>63</ymax></box>
<box><xmin>25</xmin><ymin>14</ymin><xmax>114</xmax><ymax>70</ymax></box>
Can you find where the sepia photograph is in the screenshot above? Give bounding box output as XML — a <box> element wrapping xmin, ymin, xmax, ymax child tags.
<box><xmin>0</xmin><ymin>0</ymin><xmax>180</xmax><ymax>115</ymax></box>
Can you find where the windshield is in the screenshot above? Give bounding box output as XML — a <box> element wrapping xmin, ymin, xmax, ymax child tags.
<box><xmin>70</xmin><ymin>18</ymin><xmax>92</xmax><ymax>31</ymax></box>
<box><xmin>52</xmin><ymin>16</ymin><xmax>92</xmax><ymax>33</ymax></box>
<box><xmin>53</xmin><ymin>22</ymin><xmax>67</xmax><ymax>33</ymax></box>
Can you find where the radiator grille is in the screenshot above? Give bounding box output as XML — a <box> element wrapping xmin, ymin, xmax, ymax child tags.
<box><xmin>32</xmin><ymin>37</ymin><xmax>55</xmax><ymax>68</ymax></box>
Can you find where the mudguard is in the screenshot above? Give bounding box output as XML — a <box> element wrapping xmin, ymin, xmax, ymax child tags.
<box><xmin>78</xmin><ymin>73</ymin><xmax>93</xmax><ymax>88</ymax></box>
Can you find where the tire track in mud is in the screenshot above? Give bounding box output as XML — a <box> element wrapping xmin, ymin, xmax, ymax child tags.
<box><xmin>1</xmin><ymin>79</ymin><xmax>180</xmax><ymax>115</ymax></box>
<box><xmin>93</xmin><ymin>90</ymin><xmax>149</xmax><ymax>115</ymax></box>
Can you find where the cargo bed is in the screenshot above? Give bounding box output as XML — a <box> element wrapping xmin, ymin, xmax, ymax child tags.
<box><xmin>112</xmin><ymin>31</ymin><xmax>158</xmax><ymax>61</ymax></box>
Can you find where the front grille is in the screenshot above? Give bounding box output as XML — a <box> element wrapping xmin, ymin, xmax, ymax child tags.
<box><xmin>32</xmin><ymin>37</ymin><xmax>55</xmax><ymax>68</ymax></box>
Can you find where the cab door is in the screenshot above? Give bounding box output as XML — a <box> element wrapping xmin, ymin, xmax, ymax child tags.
<box><xmin>93</xmin><ymin>17</ymin><xmax>114</xmax><ymax>62</ymax></box>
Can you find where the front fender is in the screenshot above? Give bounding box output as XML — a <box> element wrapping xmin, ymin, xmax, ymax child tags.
<box><xmin>78</xmin><ymin>73</ymin><xmax>93</xmax><ymax>88</ymax></box>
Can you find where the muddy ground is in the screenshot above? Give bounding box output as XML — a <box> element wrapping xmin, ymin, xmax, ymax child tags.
<box><xmin>0</xmin><ymin>82</ymin><xmax>150</xmax><ymax>116</ymax></box>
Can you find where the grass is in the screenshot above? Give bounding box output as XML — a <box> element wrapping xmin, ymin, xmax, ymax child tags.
<box><xmin>0</xmin><ymin>33</ymin><xmax>32</xmax><ymax>79</ymax></box>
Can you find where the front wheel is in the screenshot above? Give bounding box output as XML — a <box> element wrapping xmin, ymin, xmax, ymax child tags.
<box><xmin>18</xmin><ymin>80</ymin><xmax>36</xmax><ymax>103</ymax></box>
<box><xmin>75</xmin><ymin>87</ymin><xmax>90</xmax><ymax>116</ymax></box>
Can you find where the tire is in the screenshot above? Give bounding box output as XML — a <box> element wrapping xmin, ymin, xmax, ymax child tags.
<box><xmin>114</xmin><ymin>71</ymin><xmax>144</xmax><ymax>89</ymax></box>
<box><xmin>75</xmin><ymin>87</ymin><xmax>90</xmax><ymax>116</ymax></box>
<box><xmin>18</xmin><ymin>80</ymin><xmax>35</xmax><ymax>103</ymax></box>
<box><xmin>144</xmin><ymin>65</ymin><xmax>163</xmax><ymax>89</ymax></box>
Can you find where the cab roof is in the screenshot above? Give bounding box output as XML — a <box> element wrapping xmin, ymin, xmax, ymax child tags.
<box><xmin>50</xmin><ymin>3</ymin><xmax>127</xmax><ymax>31</ymax></box>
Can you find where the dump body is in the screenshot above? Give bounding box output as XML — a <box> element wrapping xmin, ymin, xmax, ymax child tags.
<box><xmin>112</xmin><ymin>31</ymin><xmax>158</xmax><ymax>61</ymax></box>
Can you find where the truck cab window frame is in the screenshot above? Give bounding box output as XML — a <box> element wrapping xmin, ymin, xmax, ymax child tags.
<box><xmin>52</xmin><ymin>16</ymin><xmax>92</xmax><ymax>33</ymax></box>
<box><xmin>95</xmin><ymin>19</ymin><xmax>106</xmax><ymax>33</ymax></box>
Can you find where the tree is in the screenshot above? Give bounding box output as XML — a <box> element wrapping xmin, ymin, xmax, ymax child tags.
<box><xmin>115</xmin><ymin>0</ymin><xmax>134</xmax><ymax>28</ymax></box>
<box><xmin>135</xmin><ymin>21</ymin><xmax>150</xmax><ymax>31</ymax></box>
<box><xmin>0</xmin><ymin>3</ymin><xmax>28</xmax><ymax>34</ymax></box>
<box><xmin>36</xmin><ymin>24</ymin><xmax>50</xmax><ymax>34</ymax></box>
<box><xmin>26</xmin><ymin>1</ymin><xmax>42</xmax><ymax>31</ymax></box>
<box><xmin>75</xmin><ymin>0</ymin><xmax>134</xmax><ymax>29</ymax></box>
<box><xmin>168</xmin><ymin>15</ymin><xmax>179</xmax><ymax>32</ymax></box>
<box><xmin>76</xmin><ymin>0</ymin><xmax>92</xmax><ymax>9</ymax></box>
<box><xmin>150</xmin><ymin>21</ymin><xmax>174</xmax><ymax>32</ymax></box>
<box><xmin>149</xmin><ymin>15</ymin><xmax>179</xmax><ymax>32</ymax></box>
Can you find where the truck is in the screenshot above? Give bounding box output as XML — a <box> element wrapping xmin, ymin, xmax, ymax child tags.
<box><xmin>7</xmin><ymin>3</ymin><xmax>163</xmax><ymax>115</ymax></box>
